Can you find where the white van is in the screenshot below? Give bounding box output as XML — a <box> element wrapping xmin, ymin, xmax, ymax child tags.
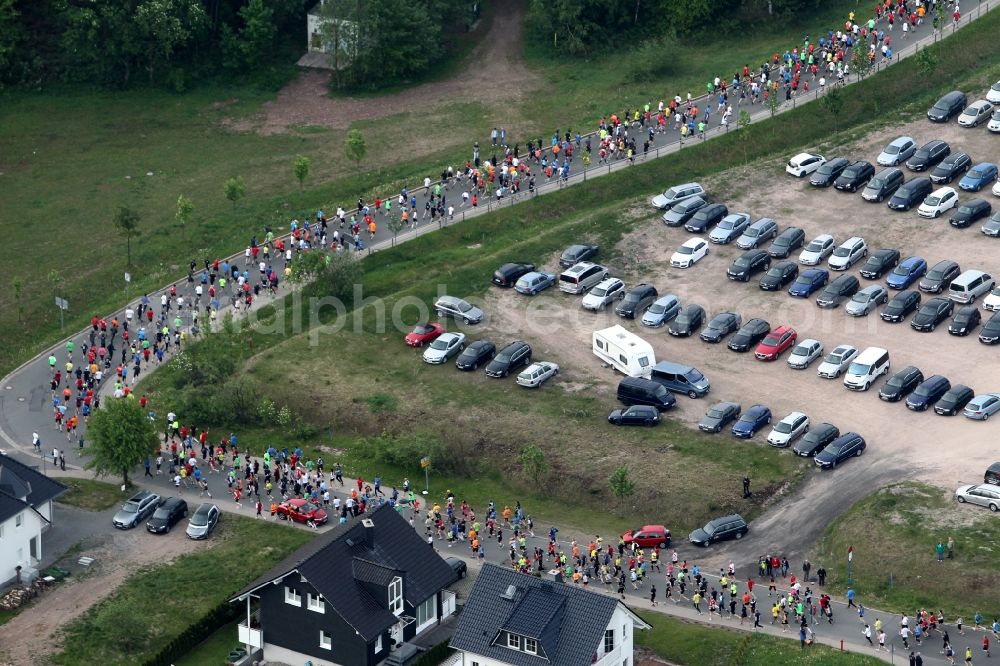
<box><xmin>559</xmin><ymin>262</ymin><xmax>609</xmax><ymax>294</ymax></box>
<box><xmin>948</xmin><ymin>269</ymin><xmax>995</xmax><ymax>304</ymax></box>
<box><xmin>843</xmin><ymin>346</ymin><xmax>890</xmax><ymax>391</ymax></box>
<box><xmin>593</xmin><ymin>325</ymin><xmax>655</xmax><ymax>378</ymax></box>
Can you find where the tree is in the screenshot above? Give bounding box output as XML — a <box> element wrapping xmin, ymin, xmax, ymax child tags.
<box><xmin>916</xmin><ymin>48</ymin><xmax>939</xmax><ymax>78</ymax></box>
<box><xmin>113</xmin><ymin>205</ymin><xmax>141</xmax><ymax>267</ymax></box>
<box><xmin>767</xmin><ymin>88</ymin><xmax>780</xmax><ymax>118</ymax></box>
<box><xmin>822</xmin><ymin>86</ymin><xmax>845</xmax><ymax>134</ymax></box>
<box><xmin>519</xmin><ymin>445</ymin><xmax>549</xmax><ymax>486</ymax></box>
<box><xmin>221</xmin><ymin>0</ymin><xmax>276</xmax><ymax>70</ymax></box>
<box><xmin>175</xmin><ymin>194</ymin><xmax>193</xmax><ymax>241</ymax></box>
<box><xmin>12</xmin><ymin>275</ymin><xmax>23</xmax><ymax>323</ymax></box>
<box><xmin>224</xmin><ymin>176</ymin><xmax>246</xmax><ymax>208</ymax></box>
<box><xmin>737</xmin><ymin>109</ymin><xmax>753</xmax><ymax>164</ymax></box>
<box><xmin>345</xmin><ymin>129</ymin><xmax>367</xmax><ymax>167</ymax></box>
<box><xmin>293</xmin><ymin>155</ymin><xmax>310</xmax><ymax>190</ymax></box>
<box><xmin>387</xmin><ymin>213</ymin><xmax>406</xmax><ymax>246</ymax></box>
<box><xmin>851</xmin><ymin>49</ymin><xmax>875</xmax><ymax>80</ymax></box>
<box><xmin>608</xmin><ymin>464</ymin><xmax>635</xmax><ymax>510</ymax></box>
<box><xmin>83</xmin><ymin>397</ymin><xmax>159</xmax><ymax>487</ymax></box>
<box><xmin>134</xmin><ymin>0</ymin><xmax>206</xmax><ymax>83</ymax></box>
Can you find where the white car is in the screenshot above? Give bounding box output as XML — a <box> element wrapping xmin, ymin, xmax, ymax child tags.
<box><xmin>955</xmin><ymin>483</ymin><xmax>1000</xmax><ymax>511</ymax></box>
<box><xmin>670</xmin><ymin>238</ymin><xmax>709</xmax><ymax>268</ymax></box>
<box><xmin>767</xmin><ymin>411</ymin><xmax>810</xmax><ymax>447</ymax></box>
<box><xmin>422</xmin><ymin>332</ymin><xmax>466</xmax><ymax>364</ymax></box>
<box><xmin>787</xmin><ymin>339</ymin><xmax>823</xmax><ymax>369</ymax></box>
<box><xmin>786</xmin><ymin>153</ymin><xmax>826</xmax><ymax>178</ymax></box>
<box><xmin>958</xmin><ymin>100</ymin><xmax>995</xmax><ymax>127</ymax></box>
<box><xmin>917</xmin><ymin>186</ymin><xmax>959</xmax><ymax>218</ymax></box>
<box><xmin>982</xmin><ymin>287</ymin><xmax>1000</xmax><ymax>312</ymax></box>
<box><xmin>989</xmin><ymin>110</ymin><xmax>1000</xmax><ymax>133</ymax></box>
<box><xmin>817</xmin><ymin>344</ymin><xmax>859</xmax><ymax>379</ymax></box>
<box><xmin>798</xmin><ymin>234</ymin><xmax>835</xmax><ymax>265</ymax></box>
<box><xmin>516</xmin><ymin>361</ymin><xmax>559</xmax><ymax>388</ymax></box>
<box><xmin>581</xmin><ymin>277</ymin><xmax>625</xmax><ymax>311</ymax></box>
<box><xmin>988</xmin><ymin>80</ymin><xmax>1000</xmax><ymax>104</ymax></box>
<box><xmin>827</xmin><ymin>237</ymin><xmax>867</xmax><ymax>271</ymax></box>
<box><xmin>993</xmin><ymin>180</ymin><xmax>1000</xmax><ymax>198</ymax></box>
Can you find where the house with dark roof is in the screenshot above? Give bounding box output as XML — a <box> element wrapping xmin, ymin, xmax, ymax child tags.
<box><xmin>229</xmin><ymin>503</ymin><xmax>458</xmax><ymax>666</ymax></box>
<box><xmin>449</xmin><ymin>564</ymin><xmax>650</xmax><ymax>666</ymax></box>
<box><xmin>0</xmin><ymin>454</ymin><xmax>67</xmax><ymax>584</ymax></box>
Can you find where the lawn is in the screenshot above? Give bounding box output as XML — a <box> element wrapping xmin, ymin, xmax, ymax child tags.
<box><xmin>54</xmin><ymin>478</ymin><xmax>129</xmax><ymax>511</ymax></box>
<box><xmin>174</xmin><ymin>620</ymin><xmax>240</xmax><ymax>666</ymax></box>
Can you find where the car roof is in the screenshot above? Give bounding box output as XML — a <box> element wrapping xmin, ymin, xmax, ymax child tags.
<box><xmin>873</xmin><ymin>248</ymin><xmax>899</xmax><ymax>257</ymax></box>
<box><xmin>468</xmin><ymin>340</ymin><xmax>493</xmax><ymax>349</ymax></box>
<box><xmin>971</xmin><ymin>162</ymin><xmax>997</xmax><ymax>169</ymax></box>
<box><xmin>842</xmin><ymin>236</ymin><xmax>864</xmax><ymax>245</ymax></box>
<box><xmin>782</xmin><ymin>411</ymin><xmax>807</xmax><ymax>421</ymax></box>
<box><xmin>770</xmin><ymin>324</ymin><xmax>794</xmax><ymax>334</ymax></box>
<box><xmin>653</xmin><ymin>294</ymin><xmax>678</xmax><ymax>304</ymax></box>
<box><xmin>969</xmin><ymin>100</ymin><xmax>993</xmax><ymax>109</ymax></box>
<box><xmin>161</xmin><ymin>497</ymin><xmax>185</xmax><ymax>508</ymax></box>
<box><xmin>638</xmin><ymin>524</ymin><xmax>667</xmax><ymax>531</ymax></box>
<box><xmin>437</xmin><ymin>332</ymin><xmax>462</xmax><ymax>341</ymax></box>
<box><xmin>889</xmin><ymin>136</ymin><xmax>914</xmax><ymax>146</ymax></box>
<box><xmin>194</xmin><ymin>503</ymin><xmax>216</xmax><ymax>514</ymax></box>
<box><xmin>709</xmin><ymin>514</ymin><xmax>745</xmax><ymax>525</ymax></box>
<box><xmin>930</xmin><ymin>259</ymin><xmax>958</xmax><ymax>269</ymax></box>
<box><xmin>900</xmin><ymin>256</ymin><xmax>924</xmax><ymax>265</ymax></box>
<box><xmin>682</xmin><ymin>237</ymin><xmax>705</xmax><ymax>247</ymax></box>
<box><xmin>802</xmin><ymin>268</ymin><xmax>827</xmax><ymax>277</ymax></box>
<box><xmin>796</xmin><ymin>338</ymin><xmax>821</xmax><ymax>346</ymax></box>
<box><xmin>668</xmin><ymin>182</ymin><xmax>701</xmax><ymax>191</ymax></box>
<box><xmin>596</xmin><ymin>277</ymin><xmax>622</xmax><ymax>287</ymax></box>
<box><xmin>792</xmin><ymin>152</ymin><xmax>820</xmax><ymax>160</ymax></box>
<box><xmin>826</xmin><ymin>157</ymin><xmax>850</xmax><ymax>166</ymax></box>
<box><xmin>747</xmin><ymin>404</ymin><xmax>769</xmax><ymax>413</ymax></box>
<box><xmin>810</xmin><ymin>233</ymin><xmax>834</xmax><ymax>242</ymax></box>
<box><xmin>832</xmin><ymin>345</ymin><xmax>856</xmax><ymax>353</ymax></box>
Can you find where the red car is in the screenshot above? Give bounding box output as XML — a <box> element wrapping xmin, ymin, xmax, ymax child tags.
<box><xmin>622</xmin><ymin>524</ymin><xmax>671</xmax><ymax>549</ymax></box>
<box><xmin>276</xmin><ymin>499</ymin><xmax>328</xmax><ymax>525</ymax></box>
<box><xmin>404</xmin><ymin>322</ymin><xmax>444</xmax><ymax>347</ymax></box>
<box><xmin>754</xmin><ymin>325</ymin><xmax>797</xmax><ymax>361</ymax></box>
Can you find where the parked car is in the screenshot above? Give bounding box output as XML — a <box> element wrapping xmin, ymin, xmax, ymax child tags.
<box><xmin>930</xmin><ymin>152</ymin><xmax>973</xmax><ymax>184</ymax></box>
<box><xmin>788</xmin><ymin>269</ymin><xmax>829</xmax><ymax>298</ymax></box>
<box><xmin>965</xmin><ymin>393</ymin><xmax>1000</xmax><ymax>420</ymax></box>
<box><xmin>862</xmin><ymin>168</ymin><xmax>905</xmax><ymax>202</ymax></box>
<box><xmin>559</xmin><ymin>243</ymin><xmax>599</xmax><ymax>268</ymax></box>
<box><xmin>669</xmin><ymin>304</ymin><xmax>705</xmax><ymax>337</ymax></box>
<box><xmin>146</xmin><ymin>497</ymin><xmax>188</xmax><ymax>534</ymax></box>
<box><xmin>689</xmin><ymin>514</ymin><xmax>749</xmax><ymax>546</ymax></box>
<box><xmin>906</xmin><ymin>140</ymin><xmax>951</xmax><ymax>171</ymax></box>
<box><xmin>816</xmin><ymin>274</ymin><xmax>860</xmax><ymax>308</ymax></box>
<box><xmin>642</xmin><ymin>294</ymin><xmax>681</xmax><ymax>327</ymax></box>
<box><xmin>113</xmin><ymin>490</ymin><xmax>161</xmax><ymax>529</ymax></box>
<box><xmin>786</xmin><ymin>152</ymin><xmax>826</xmax><ymax>177</ymax></box>
<box><xmin>727</xmin><ymin>318</ymin><xmax>771</xmax><ymax>352</ymax></box>
<box><xmin>767</xmin><ymin>411</ymin><xmax>809</xmax><ymax>447</ymax></box>
<box><xmin>948</xmin><ymin>269</ymin><xmax>994</xmax><ymax>303</ymax></box>
<box><xmin>754</xmin><ymin>324</ymin><xmax>797</xmax><ymax>360</ymax></box>
<box><xmin>514</xmin><ymin>271</ymin><xmax>556</xmax><ymax>295</ymax></box>
<box><xmin>709</xmin><ymin>212</ymin><xmax>752</xmax><ymax>244</ymax></box>
<box><xmin>990</xmin><ymin>109</ymin><xmax>1000</xmax><ymax>133</ymax></box>
<box><xmin>799</xmin><ymin>234</ymin><xmax>836</xmax><ymax>265</ymax></box>
<box><xmin>276</xmin><ymin>498</ymin><xmax>328</xmax><ymax>525</ymax></box>
<box><xmin>731</xmin><ymin>404</ymin><xmax>772</xmax><ymax>438</ymax></box>
<box><xmin>906</xmin><ymin>375</ymin><xmax>952</xmax><ymax>411</ymax></box>
<box><xmin>455</xmin><ymin>340</ymin><xmax>495</xmax><ymax>371</ymax></box>
<box><xmin>958</xmin><ymin>99</ymin><xmax>994</xmax><ymax>127</ymax></box>
<box><xmin>919</xmin><ymin>260</ymin><xmax>961</xmax><ymax>293</ymax></box>
<box><xmin>828</xmin><ymin>236</ymin><xmax>867</xmax><ymax>270</ymax></box>
<box><xmin>492</xmin><ymin>262</ymin><xmax>535</xmax><ymax>287</ymax></box>
<box><xmin>608</xmin><ymin>404</ymin><xmax>661</xmax><ymax>426</ymax></box>
<box><xmin>622</xmin><ymin>525</ymin><xmax>672</xmax><ymax>549</ymax></box>
<box><xmin>558</xmin><ymin>262</ymin><xmax>608</xmax><ymax>294</ymax></box>
<box><xmin>810</xmin><ymin>157</ymin><xmax>850</xmax><ymax>187</ymax></box>
<box><xmin>698</xmin><ymin>401</ymin><xmax>742</xmax><ymax>433</ymax></box>
<box><xmin>651</xmin><ymin>182</ymin><xmax>705</xmax><ymax>210</ymax></box>
<box><xmin>815</xmin><ymin>433</ymin><xmax>866</xmax><ymax>469</ymax></box>
<box><xmin>877</xmin><ymin>136</ymin><xmax>916</xmax><ymax>166</ymax></box>
<box><xmin>616</xmin><ymin>283</ymin><xmax>658</xmax><ymax>318</ymax></box>
<box><xmin>700</xmin><ymin>312</ymin><xmax>742</xmax><ymax>343</ymax></box>
<box><xmin>984</xmin><ymin>287</ymin><xmax>1000</xmax><ymax>312</ymax></box>
<box><xmin>186</xmin><ymin>503</ymin><xmax>220</xmax><ymax>539</ymax></box>
<box><xmin>759</xmin><ymin>261</ymin><xmax>799</xmax><ymax>291</ymax></box>
<box><xmin>887</xmin><ymin>177</ymin><xmax>933</xmax><ymax>211</ymax></box>
<box><xmin>910</xmin><ymin>297</ymin><xmax>954</xmax><ymax>331</ymax></box>
<box><xmin>817</xmin><ymin>345</ymin><xmax>858</xmax><ymax>379</ymax></box>
<box><xmin>662</xmin><ymin>196</ymin><xmax>708</xmax><ymax>226</ymax></box>
<box><xmin>994</xmin><ymin>180</ymin><xmax>1000</xmax><ymax>197</ymax></box>
<box><xmin>959</xmin><ymin>162</ymin><xmax>998</xmax><ymax>192</ymax></box>
<box><xmin>435</xmin><ymin>295</ymin><xmax>484</xmax><ymax>324</ymax></box>
<box><xmin>984</xmin><ymin>211</ymin><xmax>1000</xmax><ymax>237</ymax></box>
<box><xmin>917</xmin><ymin>187</ymin><xmax>959</xmax><ymax>218</ymax></box>
<box><xmin>787</xmin><ymin>338</ymin><xmax>824</xmax><ymax>369</ymax></box>
<box><xmin>934</xmin><ymin>384</ymin><xmax>975</xmax><ymax>416</ymax></box>
<box><xmin>736</xmin><ymin>218</ymin><xmax>779</xmax><ymax>249</ymax></box>
<box><xmin>927</xmin><ymin>90</ymin><xmax>967</xmax><ymax>122</ymax></box>
<box><xmin>423</xmin><ymin>332</ymin><xmax>466</xmax><ymax>364</ymax></box>
<box><xmin>684</xmin><ymin>203</ymin><xmax>729</xmax><ymax>233</ymax></box>
<box><xmin>670</xmin><ymin>237</ymin><xmax>710</xmax><ymax>268</ymax></box>
<box><xmin>880</xmin><ymin>290</ymin><xmax>921</xmax><ymax>323</ymax></box>
<box><xmin>485</xmin><ymin>341</ymin><xmax>532</xmax><ymax>377</ymax></box>
<box><xmin>516</xmin><ymin>361</ymin><xmax>559</xmax><ymax>388</ymax></box>
<box><xmin>446</xmin><ymin>557</ymin><xmax>468</xmax><ymax>579</ymax></box>
<box><xmin>860</xmin><ymin>248</ymin><xmax>901</xmax><ymax>280</ymax></box>
<box><xmin>951</xmin><ymin>199</ymin><xmax>993</xmax><ymax>228</ymax></box>
<box><xmin>980</xmin><ymin>312</ymin><xmax>1000</xmax><ymax>344</ymax></box>
<box><xmin>792</xmin><ymin>423</ymin><xmax>840</xmax><ymax>457</ymax></box>
<box><xmin>405</xmin><ymin>322</ymin><xmax>444</xmax><ymax>347</ymax></box>
<box><xmin>989</xmin><ymin>81</ymin><xmax>1000</xmax><ymax>104</ymax></box>
<box><xmin>879</xmin><ymin>366</ymin><xmax>924</xmax><ymax>402</ymax></box>
<box><xmin>955</xmin><ymin>484</ymin><xmax>1000</xmax><ymax>511</ymax></box>
<box><xmin>727</xmin><ymin>249</ymin><xmax>771</xmax><ymax>281</ymax></box>
<box><xmin>834</xmin><ymin>160</ymin><xmax>875</xmax><ymax>191</ymax></box>
<box><xmin>846</xmin><ymin>284</ymin><xmax>888</xmax><ymax>316</ymax></box>
<box><xmin>581</xmin><ymin>277</ymin><xmax>626</xmax><ymax>311</ymax></box>
<box><xmin>886</xmin><ymin>256</ymin><xmax>928</xmax><ymax>290</ymax></box>
<box><xmin>767</xmin><ymin>227</ymin><xmax>806</xmax><ymax>258</ymax></box>
<box><xmin>949</xmin><ymin>306</ymin><xmax>981</xmax><ymax>336</ymax></box>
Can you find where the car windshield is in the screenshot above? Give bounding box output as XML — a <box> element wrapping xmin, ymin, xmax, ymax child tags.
<box><xmin>913</xmin><ymin>150</ymin><xmax>930</xmax><ymax>160</ymax></box>
<box><xmin>495</xmin><ymin>353</ymin><xmax>512</xmax><ymax>363</ymax></box>
<box><xmin>833</xmin><ymin>246</ymin><xmax>851</xmax><ymax>257</ymax></box>
<box><xmin>191</xmin><ymin>511</ymin><xmax>210</xmax><ymax>526</ymax></box>
<box><xmin>954</xmin><ymin>313</ymin><xmax>970</xmax><ymax>323</ymax></box>
<box><xmin>793</xmin><ymin>275</ymin><xmax>811</xmax><ymax>285</ymax></box>
<box><xmin>914</xmin><ymin>384</ymin><xmax>934</xmax><ymax>397</ymax></box>
<box><xmin>456</xmin><ymin>301</ymin><xmax>471</xmax><ymax>312</ymax></box>
<box><xmin>927</xmin><ymin>268</ymin><xmax>947</xmax><ymax>279</ymax></box>
<box><xmin>774</xmin><ymin>421</ymin><xmax>793</xmax><ymax>433</ymax></box>
<box><xmin>847</xmin><ymin>362</ymin><xmax>870</xmax><ymax>375</ymax></box>
<box><xmin>958</xmin><ymin>206</ymin><xmax>975</xmax><ymax>214</ymax></box>
<box><xmin>624</xmin><ymin>293</ymin><xmax>641</xmax><ymax>303</ymax></box>
<box><xmin>765</xmin><ymin>267</ymin><xmax>783</xmax><ymax>277</ymax></box>
<box><xmin>774</xmin><ymin>236</ymin><xmax>791</xmax><ymax>246</ymax></box>
<box><xmin>121</xmin><ymin>503</ymin><xmax>138</xmax><ymax>513</ymax></box>
<box><xmin>591</xmin><ymin>286</ymin><xmax>609</xmax><ymax>297</ymax></box>
<box><xmin>674</xmin><ymin>201</ymin><xmax>696</xmax><ymax>213</ymax></box>
<box><xmin>970</xmin><ymin>169</ymin><xmax>985</xmax><ymax>178</ymax></box>
<box><xmin>676</xmin><ymin>314</ymin><xmax>691</xmax><ymax>325</ymax></box>
<box><xmin>993</xmin><ymin>111</ymin><xmax>1000</xmax><ymax>121</ymax></box>
<box><xmin>152</xmin><ymin>507</ymin><xmax>171</xmax><ymax>519</ymax></box>
<box><xmin>925</xmin><ymin>195</ymin><xmax>942</xmax><ymax>205</ymax></box>
<box><xmin>429</xmin><ymin>338</ymin><xmax>450</xmax><ymax>350</ymax></box>
<box><xmin>886</xmin><ymin>376</ymin><xmax>905</xmax><ymax>388</ymax></box>
<box><xmin>791</xmin><ymin>346</ymin><xmax>808</xmax><ymax>356</ymax></box>
<box><xmin>826</xmin><ymin>351</ymin><xmax>846</xmax><ymax>363</ymax></box>
<box><xmin>826</xmin><ymin>443</ymin><xmax>844</xmax><ymax>454</ymax></box>
<box><xmin>744</xmin><ymin>227</ymin><xmax>760</xmax><ymax>237</ymax></box>
<box><xmin>963</xmin><ymin>108</ymin><xmax>977</xmax><ymax>116</ymax></box>
<box><xmin>817</xmin><ymin>164</ymin><xmax>834</xmax><ymax>175</ymax></box>
<box><xmin>762</xmin><ymin>334</ymin><xmax>781</xmax><ymax>345</ymax></box>
<box><xmin>648</xmin><ymin>303</ymin><xmax>665</xmax><ymax>314</ymax></box>
<box><xmin>718</xmin><ymin>219</ymin><xmax>736</xmax><ymax>230</ymax></box>
<box><xmin>413</xmin><ymin>324</ymin><xmax>431</xmax><ymax>334</ymax></box>
<box><xmin>678</xmin><ymin>245</ymin><xmax>694</xmax><ymax>255</ymax></box>
<box><xmin>842</xmin><ymin>168</ymin><xmax>860</xmax><ymax>178</ymax></box>
<box><xmin>734</xmin><ymin>258</ymin><xmax>750</xmax><ymax>267</ymax></box>
<box><xmin>869</xmin><ymin>177</ymin><xmax>884</xmax><ymax>188</ymax></box>
<box><xmin>893</xmin><ymin>265</ymin><xmax>912</xmax><ymax>276</ymax></box>
<box><xmin>702</xmin><ymin>523</ymin><xmax>717</xmax><ymax>536</ymax></box>
<box><xmin>805</xmin><ymin>240</ymin><xmax>826</xmax><ymax>252</ymax></box>
<box><xmin>707</xmin><ymin>408</ymin><xmax>726</xmax><ymax>419</ymax></box>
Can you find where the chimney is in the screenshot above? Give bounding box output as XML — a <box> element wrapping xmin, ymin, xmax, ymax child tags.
<box><xmin>361</xmin><ymin>518</ymin><xmax>375</xmax><ymax>546</ymax></box>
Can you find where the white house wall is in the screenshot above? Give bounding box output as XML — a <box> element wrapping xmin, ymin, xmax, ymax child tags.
<box><xmin>0</xmin><ymin>509</ymin><xmax>45</xmax><ymax>584</ymax></box>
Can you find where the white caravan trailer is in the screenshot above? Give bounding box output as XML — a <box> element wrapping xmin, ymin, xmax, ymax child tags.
<box><xmin>592</xmin><ymin>325</ymin><xmax>656</xmax><ymax>379</ymax></box>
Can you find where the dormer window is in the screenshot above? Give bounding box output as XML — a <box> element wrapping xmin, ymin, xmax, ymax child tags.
<box><xmin>503</xmin><ymin>632</ymin><xmax>539</xmax><ymax>656</ymax></box>
<box><xmin>388</xmin><ymin>576</ymin><xmax>403</xmax><ymax>615</ymax></box>
<box><xmin>507</xmin><ymin>633</ymin><xmax>522</xmax><ymax>650</ymax></box>
<box><xmin>524</xmin><ymin>637</ymin><xmax>538</xmax><ymax>654</ymax></box>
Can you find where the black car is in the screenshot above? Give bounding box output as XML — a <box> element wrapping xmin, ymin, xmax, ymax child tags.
<box><xmin>834</xmin><ymin>160</ymin><xmax>875</xmax><ymax>192</ymax></box>
<box><xmin>815</xmin><ymin>433</ymin><xmax>866</xmax><ymax>469</ymax></box>
<box><xmin>669</xmin><ymin>304</ymin><xmax>705</xmax><ymax>337</ymax></box>
<box><xmin>485</xmin><ymin>341</ymin><xmax>531</xmax><ymax>377</ymax></box>
<box><xmin>950</xmin><ymin>198</ymin><xmax>992</xmax><ymax>228</ymax></box>
<box><xmin>950</xmin><ymin>306</ymin><xmax>982</xmax><ymax>336</ymax></box>
<box><xmin>906</xmin><ymin>375</ymin><xmax>951</xmax><ymax>411</ymax></box>
<box><xmin>792</xmin><ymin>423</ymin><xmax>840</xmax><ymax>457</ymax></box>
<box><xmin>906</xmin><ymin>140</ymin><xmax>951</xmax><ymax>171</ymax></box>
<box><xmin>887</xmin><ymin>177</ymin><xmax>933</xmax><ymax>211</ymax></box>
<box><xmin>608</xmin><ymin>404</ymin><xmax>661</xmax><ymax>426</ymax></box>
<box><xmin>880</xmin><ymin>366</ymin><xmax>924</xmax><ymax>402</ymax></box>
<box><xmin>698</xmin><ymin>401</ymin><xmax>741</xmax><ymax>433</ymax></box>
<box><xmin>982</xmin><ymin>211</ymin><xmax>1000</xmax><ymax>237</ymax></box>
<box><xmin>919</xmin><ymin>260</ymin><xmax>961</xmax><ymax>293</ymax></box>
<box><xmin>492</xmin><ymin>262</ymin><xmax>535</xmax><ymax>288</ymax></box>
<box><xmin>684</xmin><ymin>203</ymin><xmax>729</xmax><ymax>233</ymax></box>
<box><xmin>146</xmin><ymin>497</ymin><xmax>188</xmax><ymax>534</ymax></box>
<box><xmin>446</xmin><ymin>557</ymin><xmax>468</xmax><ymax>579</ymax></box>
<box><xmin>758</xmin><ymin>261</ymin><xmax>799</xmax><ymax>290</ymax></box>
<box><xmin>862</xmin><ymin>168</ymin><xmax>905</xmax><ymax>203</ymax></box>
<box><xmin>980</xmin><ymin>311</ymin><xmax>1000</xmax><ymax>344</ymax></box>
<box><xmin>927</xmin><ymin>90</ymin><xmax>967</xmax><ymax>122</ymax></box>
<box><xmin>727</xmin><ymin>249</ymin><xmax>770</xmax><ymax>281</ymax></box>
<box><xmin>727</xmin><ymin>318</ymin><xmax>771</xmax><ymax>352</ymax></box>
<box><xmin>930</xmin><ymin>152</ymin><xmax>972</xmax><ymax>184</ymax></box>
<box><xmin>700</xmin><ymin>312</ymin><xmax>742</xmax><ymax>343</ymax></box>
<box><xmin>767</xmin><ymin>227</ymin><xmax>805</xmax><ymax>259</ymax></box>
<box><xmin>935</xmin><ymin>384</ymin><xmax>975</xmax><ymax>416</ymax></box>
<box><xmin>559</xmin><ymin>244</ymin><xmax>598</xmax><ymax>268</ymax></box>
<box><xmin>455</xmin><ymin>339</ymin><xmax>496</xmax><ymax>370</ymax></box>
<box><xmin>880</xmin><ymin>290</ymin><xmax>921</xmax><ymax>322</ymax></box>
<box><xmin>688</xmin><ymin>514</ymin><xmax>749</xmax><ymax>547</ymax></box>
<box><xmin>860</xmin><ymin>248</ymin><xmax>901</xmax><ymax>280</ymax></box>
<box><xmin>616</xmin><ymin>284</ymin><xmax>658</xmax><ymax>319</ymax></box>
<box><xmin>816</xmin><ymin>274</ymin><xmax>859</xmax><ymax>308</ymax></box>
<box><xmin>910</xmin><ymin>297</ymin><xmax>954</xmax><ymax>332</ymax></box>
<box><xmin>810</xmin><ymin>157</ymin><xmax>850</xmax><ymax>187</ymax></box>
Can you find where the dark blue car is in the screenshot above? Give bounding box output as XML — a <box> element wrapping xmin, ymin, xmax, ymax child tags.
<box><xmin>886</xmin><ymin>256</ymin><xmax>927</xmax><ymax>290</ymax></box>
<box><xmin>788</xmin><ymin>269</ymin><xmax>829</xmax><ymax>298</ymax></box>
<box><xmin>731</xmin><ymin>404</ymin><xmax>772</xmax><ymax>438</ymax></box>
<box><xmin>959</xmin><ymin>162</ymin><xmax>998</xmax><ymax>192</ymax></box>
<box><xmin>815</xmin><ymin>432</ymin><xmax>866</xmax><ymax>469</ymax></box>
<box><xmin>905</xmin><ymin>374</ymin><xmax>952</xmax><ymax>411</ymax></box>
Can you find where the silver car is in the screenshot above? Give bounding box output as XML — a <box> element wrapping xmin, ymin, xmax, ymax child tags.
<box><xmin>735</xmin><ymin>218</ymin><xmax>778</xmax><ymax>250</ymax></box>
<box><xmin>516</xmin><ymin>361</ymin><xmax>559</xmax><ymax>388</ymax></box>
<box><xmin>817</xmin><ymin>345</ymin><xmax>858</xmax><ymax>379</ymax></box>
<box><xmin>709</xmin><ymin>213</ymin><xmax>751</xmax><ymax>244</ymax></box>
<box><xmin>964</xmin><ymin>393</ymin><xmax>1000</xmax><ymax>420</ymax></box>
<box><xmin>845</xmin><ymin>285</ymin><xmax>888</xmax><ymax>316</ymax></box>
<box><xmin>422</xmin><ymin>332</ymin><xmax>466</xmax><ymax>364</ymax></box>
<box><xmin>113</xmin><ymin>490</ymin><xmax>161</xmax><ymax>529</ymax></box>
<box><xmin>434</xmin><ymin>295</ymin><xmax>484</xmax><ymax>324</ymax></box>
<box><xmin>787</xmin><ymin>338</ymin><xmax>823</xmax><ymax>369</ymax></box>
<box><xmin>955</xmin><ymin>483</ymin><xmax>1000</xmax><ymax>511</ymax></box>
<box><xmin>581</xmin><ymin>277</ymin><xmax>625</xmax><ymax>311</ymax></box>
<box><xmin>651</xmin><ymin>182</ymin><xmax>705</xmax><ymax>209</ymax></box>
<box><xmin>186</xmin><ymin>503</ymin><xmax>220</xmax><ymax>539</ymax></box>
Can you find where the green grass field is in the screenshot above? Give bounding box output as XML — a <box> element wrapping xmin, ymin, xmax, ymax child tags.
<box><xmin>54</xmin><ymin>478</ymin><xmax>129</xmax><ymax>511</ymax></box>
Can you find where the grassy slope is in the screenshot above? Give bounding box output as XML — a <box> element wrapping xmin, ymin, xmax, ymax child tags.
<box><xmin>54</xmin><ymin>478</ymin><xmax>129</xmax><ymax>511</ymax></box>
